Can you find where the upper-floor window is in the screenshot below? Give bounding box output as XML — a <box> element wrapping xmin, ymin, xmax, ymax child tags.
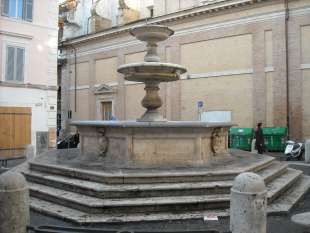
<box><xmin>5</xmin><ymin>45</ymin><xmax>25</xmax><ymax>83</ymax></box>
<box><xmin>101</xmin><ymin>101</ymin><xmax>113</xmax><ymax>120</ymax></box>
<box><xmin>1</xmin><ymin>0</ymin><xmax>33</xmax><ymax>21</ymax></box>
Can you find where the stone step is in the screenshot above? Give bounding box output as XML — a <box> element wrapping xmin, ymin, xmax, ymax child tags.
<box><xmin>30</xmin><ymin>197</ymin><xmax>230</xmax><ymax>224</ymax></box>
<box><xmin>29</xmin><ymin>182</ymin><xmax>231</xmax><ymax>214</ymax></box>
<box><xmin>24</xmin><ymin>161</ymin><xmax>287</xmax><ymax>198</ymax></box>
<box><xmin>29</xmin><ymin>175</ymin><xmax>310</xmax><ymax>224</ymax></box>
<box><xmin>257</xmin><ymin>161</ymin><xmax>288</xmax><ymax>183</ymax></box>
<box><xmin>268</xmin><ymin>175</ymin><xmax>310</xmax><ymax>215</ymax></box>
<box><xmin>266</xmin><ymin>168</ymin><xmax>303</xmax><ymax>203</ymax></box>
<box><xmin>28</xmin><ymin>166</ymin><xmax>296</xmax><ymax>215</ymax></box>
<box><xmin>28</xmin><ymin>155</ymin><xmax>274</xmax><ymax>184</ymax></box>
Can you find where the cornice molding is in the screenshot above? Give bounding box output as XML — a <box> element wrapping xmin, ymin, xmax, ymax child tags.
<box><xmin>60</xmin><ymin>0</ymin><xmax>271</xmax><ymax>47</ymax></box>
<box><xmin>264</xmin><ymin>66</ymin><xmax>274</xmax><ymax>72</ymax></box>
<box><xmin>301</xmin><ymin>64</ymin><xmax>310</xmax><ymax>70</ymax></box>
<box><xmin>93</xmin><ymin>84</ymin><xmax>116</xmax><ymax>95</ymax></box>
<box><xmin>0</xmin><ymin>30</ymin><xmax>33</xmax><ymax>40</ymax></box>
<box><xmin>0</xmin><ymin>81</ymin><xmax>57</xmax><ymax>91</ymax></box>
<box><xmin>186</xmin><ymin>69</ymin><xmax>253</xmax><ymax>79</ymax></box>
<box><xmin>69</xmin><ymin>85</ymin><xmax>90</xmax><ymax>90</ymax></box>
<box><xmin>62</xmin><ymin>6</ymin><xmax>310</xmax><ymax>59</ymax></box>
<box><xmin>62</xmin><ymin>8</ymin><xmax>288</xmax><ymax>58</ymax></box>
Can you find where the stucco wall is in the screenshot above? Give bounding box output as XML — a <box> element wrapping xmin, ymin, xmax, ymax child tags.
<box><xmin>70</xmin><ymin>89</ymin><xmax>90</xmax><ymax>121</ymax></box>
<box><xmin>0</xmin><ymin>1</ymin><xmax>58</xmax><ymax>86</ymax></box>
<box><xmin>302</xmin><ymin>70</ymin><xmax>310</xmax><ymax>138</ymax></box>
<box><xmin>70</xmin><ymin>62</ymin><xmax>90</xmax><ymax>86</ymax></box>
<box><xmin>0</xmin><ymin>0</ymin><xmax>58</xmax><ymax>150</ymax></box>
<box><xmin>265</xmin><ymin>30</ymin><xmax>273</xmax><ymax>68</ymax></box>
<box><xmin>265</xmin><ymin>72</ymin><xmax>274</xmax><ymax>127</ymax></box>
<box><xmin>301</xmin><ymin>25</ymin><xmax>310</xmax><ymax>138</ymax></box>
<box><xmin>95</xmin><ymin>57</ymin><xmax>118</xmax><ymax>85</ymax></box>
<box><xmin>180</xmin><ymin>75</ymin><xmax>253</xmax><ymax>126</ymax></box>
<box><xmin>181</xmin><ymin>34</ymin><xmax>253</xmax><ymax>73</ymax></box>
<box><xmin>0</xmin><ymin>86</ymin><xmax>54</xmax><ymax>150</ymax></box>
<box><xmin>124</xmin><ymin>51</ymin><xmax>146</xmax><ymax>120</ymax></box>
<box><xmin>301</xmin><ymin>25</ymin><xmax>310</xmax><ymax>64</ymax></box>
<box><xmin>179</xmin><ymin>34</ymin><xmax>253</xmax><ymax>126</ymax></box>
<box><xmin>125</xmin><ymin>84</ymin><xmax>145</xmax><ymax>120</ymax></box>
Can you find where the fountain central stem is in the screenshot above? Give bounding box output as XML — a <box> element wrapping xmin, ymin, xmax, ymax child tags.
<box><xmin>145</xmin><ymin>43</ymin><xmax>160</xmax><ymax>62</ymax></box>
<box><xmin>140</xmin><ymin>81</ymin><xmax>164</xmax><ymax>121</ymax></box>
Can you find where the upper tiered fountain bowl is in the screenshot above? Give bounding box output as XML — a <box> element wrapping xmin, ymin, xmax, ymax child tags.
<box><xmin>118</xmin><ymin>25</ymin><xmax>186</xmax><ymax>121</ymax></box>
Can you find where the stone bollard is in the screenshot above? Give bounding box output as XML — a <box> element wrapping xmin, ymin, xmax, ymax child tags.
<box><xmin>305</xmin><ymin>139</ymin><xmax>310</xmax><ymax>163</ymax></box>
<box><xmin>0</xmin><ymin>171</ymin><xmax>29</xmax><ymax>233</ymax></box>
<box><xmin>25</xmin><ymin>144</ymin><xmax>35</xmax><ymax>160</ymax></box>
<box><xmin>230</xmin><ymin>172</ymin><xmax>267</xmax><ymax>233</ymax></box>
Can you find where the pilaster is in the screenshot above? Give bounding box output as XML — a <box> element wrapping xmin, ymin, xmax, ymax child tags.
<box><xmin>252</xmin><ymin>30</ymin><xmax>266</xmax><ymax>126</ymax></box>
<box><xmin>272</xmin><ymin>19</ymin><xmax>288</xmax><ymax>128</ymax></box>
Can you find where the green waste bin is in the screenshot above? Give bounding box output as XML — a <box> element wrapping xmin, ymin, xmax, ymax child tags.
<box><xmin>229</xmin><ymin>128</ymin><xmax>254</xmax><ymax>151</ymax></box>
<box><xmin>262</xmin><ymin>127</ymin><xmax>287</xmax><ymax>152</ymax></box>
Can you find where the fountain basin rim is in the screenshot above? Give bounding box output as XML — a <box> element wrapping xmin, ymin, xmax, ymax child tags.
<box><xmin>130</xmin><ymin>25</ymin><xmax>174</xmax><ymax>42</ymax></box>
<box><xmin>117</xmin><ymin>62</ymin><xmax>187</xmax><ymax>74</ymax></box>
<box><xmin>71</xmin><ymin>120</ymin><xmax>234</xmax><ymax>128</ymax></box>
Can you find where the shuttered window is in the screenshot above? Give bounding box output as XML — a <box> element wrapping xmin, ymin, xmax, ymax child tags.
<box><xmin>5</xmin><ymin>45</ymin><xmax>25</xmax><ymax>83</ymax></box>
<box><xmin>1</xmin><ymin>0</ymin><xmax>33</xmax><ymax>21</ymax></box>
<box><xmin>24</xmin><ymin>0</ymin><xmax>32</xmax><ymax>21</ymax></box>
<box><xmin>1</xmin><ymin>0</ymin><xmax>10</xmax><ymax>16</ymax></box>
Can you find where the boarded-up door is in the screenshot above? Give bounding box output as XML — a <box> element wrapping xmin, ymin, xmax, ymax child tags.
<box><xmin>0</xmin><ymin>107</ymin><xmax>31</xmax><ymax>157</ymax></box>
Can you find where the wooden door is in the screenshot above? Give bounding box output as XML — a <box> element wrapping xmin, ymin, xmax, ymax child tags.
<box><xmin>0</xmin><ymin>107</ymin><xmax>31</xmax><ymax>158</ymax></box>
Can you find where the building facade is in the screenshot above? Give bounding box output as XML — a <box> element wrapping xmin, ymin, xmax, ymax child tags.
<box><xmin>59</xmin><ymin>0</ymin><xmax>310</xmax><ymax>140</ymax></box>
<box><xmin>0</xmin><ymin>0</ymin><xmax>58</xmax><ymax>156</ymax></box>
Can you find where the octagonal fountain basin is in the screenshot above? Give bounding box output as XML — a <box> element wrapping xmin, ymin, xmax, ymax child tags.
<box><xmin>72</xmin><ymin>120</ymin><xmax>233</xmax><ymax>169</ymax></box>
<box><xmin>117</xmin><ymin>62</ymin><xmax>187</xmax><ymax>82</ymax></box>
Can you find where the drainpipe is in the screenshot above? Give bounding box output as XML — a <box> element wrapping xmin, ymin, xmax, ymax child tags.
<box><xmin>285</xmin><ymin>0</ymin><xmax>290</xmax><ymax>137</ymax></box>
<box><xmin>68</xmin><ymin>45</ymin><xmax>77</xmax><ymax>113</ymax></box>
<box><xmin>87</xmin><ymin>16</ymin><xmax>92</xmax><ymax>34</ymax></box>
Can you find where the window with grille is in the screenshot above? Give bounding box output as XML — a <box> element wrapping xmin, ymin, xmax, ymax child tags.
<box><xmin>1</xmin><ymin>0</ymin><xmax>33</xmax><ymax>21</ymax></box>
<box><xmin>5</xmin><ymin>45</ymin><xmax>25</xmax><ymax>83</ymax></box>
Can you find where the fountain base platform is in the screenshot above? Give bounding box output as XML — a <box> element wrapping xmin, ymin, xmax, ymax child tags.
<box><xmin>13</xmin><ymin>148</ymin><xmax>310</xmax><ymax>225</ymax></box>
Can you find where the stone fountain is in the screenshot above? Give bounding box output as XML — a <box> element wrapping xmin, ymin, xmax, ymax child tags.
<box><xmin>75</xmin><ymin>24</ymin><xmax>232</xmax><ymax>169</ymax></box>
<box><xmin>14</xmin><ymin>25</ymin><xmax>310</xmax><ymax>225</ymax></box>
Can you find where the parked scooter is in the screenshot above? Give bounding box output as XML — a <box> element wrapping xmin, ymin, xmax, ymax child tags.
<box><xmin>57</xmin><ymin>133</ymin><xmax>79</xmax><ymax>149</ymax></box>
<box><xmin>284</xmin><ymin>140</ymin><xmax>304</xmax><ymax>161</ymax></box>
